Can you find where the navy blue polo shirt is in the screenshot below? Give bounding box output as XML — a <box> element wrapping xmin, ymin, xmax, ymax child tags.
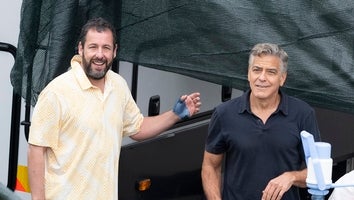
<box><xmin>205</xmin><ymin>90</ymin><xmax>321</xmax><ymax>200</ymax></box>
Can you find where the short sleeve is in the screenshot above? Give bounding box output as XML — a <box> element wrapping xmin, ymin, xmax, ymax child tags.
<box><xmin>303</xmin><ymin>108</ymin><xmax>321</xmax><ymax>142</ymax></box>
<box><xmin>122</xmin><ymin>89</ymin><xmax>144</xmax><ymax>137</ymax></box>
<box><xmin>205</xmin><ymin>109</ymin><xmax>226</xmax><ymax>154</ymax></box>
<box><xmin>28</xmin><ymin>89</ymin><xmax>61</xmax><ymax>149</ymax></box>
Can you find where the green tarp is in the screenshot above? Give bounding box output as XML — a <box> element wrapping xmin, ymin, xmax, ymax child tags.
<box><xmin>11</xmin><ymin>0</ymin><xmax>354</xmax><ymax>114</ymax></box>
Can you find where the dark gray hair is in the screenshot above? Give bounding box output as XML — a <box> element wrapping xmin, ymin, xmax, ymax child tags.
<box><xmin>78</xmin><ymin>17</ymin><xmax>117</xmax><ymax>47</ymax></box>
<box><xmin>248</xmin><ymin>43</ymin><xmax>288</xmax><ymax>73</ymax></box>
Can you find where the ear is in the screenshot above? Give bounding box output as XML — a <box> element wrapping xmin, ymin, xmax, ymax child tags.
<box><xmin>78</xmin><ymin>42</ymin><xmax>83</xmax><ymax>56</ymax></box>
<box><xmin>280</xmin><ymin>72</ymin><xmax>287</xmax><ymax>86</ymax></box>
<box><xmin>113</xmin><ymin>44</ymin><xmax>118</xmax><ymax>58</ymax></box>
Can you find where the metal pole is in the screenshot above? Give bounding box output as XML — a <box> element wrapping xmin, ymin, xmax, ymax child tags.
<box><xmin>311</xmin><ymin>194</ymin><xmax>325</xmax><ymax>200</ymax></box>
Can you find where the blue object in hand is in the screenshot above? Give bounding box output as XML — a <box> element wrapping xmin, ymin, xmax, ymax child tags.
<box><xmin>173</xmin><ymin>98</ymin><xmax>190</xmax><ymax>119</ymax></box>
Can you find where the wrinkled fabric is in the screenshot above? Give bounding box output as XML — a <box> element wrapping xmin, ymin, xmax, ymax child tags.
<box><xmin>11</xmin><ymin>0</ymin><xmax>354</xmax><ymax>114</ymax></box>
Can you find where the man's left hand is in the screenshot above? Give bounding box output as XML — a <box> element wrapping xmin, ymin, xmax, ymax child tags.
<box><xmin>261</xmin><ymin>172</ymin><xmax>295</xmax><ymax>200</ymax></box>
<box><xmin>182</xmin><ymin>92</ymin><xmax>201</xmax><ymax>116</ymax></box>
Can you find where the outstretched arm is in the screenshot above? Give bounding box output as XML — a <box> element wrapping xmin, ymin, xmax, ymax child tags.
<box><xmin>130</xmin><ymin>92</ymin><xmax>201</xmax><ymax>141</ymax></box>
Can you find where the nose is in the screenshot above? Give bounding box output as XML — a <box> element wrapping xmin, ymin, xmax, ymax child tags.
<box><xmin>95</xmin><ymin>48</ymin><xmax>105</xmax><ymax>58</ymax></box>
<box><xmin>258</xmin><ymin>71</ymin><xmax>266</xmax><ymax>81</ymax></box>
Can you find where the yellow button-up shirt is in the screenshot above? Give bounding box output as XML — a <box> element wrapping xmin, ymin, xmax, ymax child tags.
<box><xmin>29</xmin><ymin>55</ymin><xmax>143</xmax><ymax>200</ymax></box>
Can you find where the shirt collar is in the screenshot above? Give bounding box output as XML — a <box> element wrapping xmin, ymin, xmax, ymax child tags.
<box><xmin>239</xmin><ymin>89</ymin><xmax>289</xmax><ymax>116</ymax></box>
<box><xmin>71</xmin><ymin>55</ymin><xmax>93</xmax><ymax>90</ymax></box>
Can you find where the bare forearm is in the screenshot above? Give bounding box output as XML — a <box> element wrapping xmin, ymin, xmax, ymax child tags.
<box><xmin>131</xmin><ymin>110</ymin><xmax>180</xmax><ymax>141</ymax></box>
<box><xmin>201</xmin><ymin>165</ymin><xmax>222</xmax><ymax>200</ymax></box>
<box><xmin>28</xmin><ymin>144</ymin><xmax>46</xmax><ymax>200</ymax></box>
<box><xmin>290</xmin><ymin>168</ymin><xmax>307</xmax><ymax>188</ymax></box>
<box><xmin>131</xmin><ymin>93</ymin><xmax>201</xmax><ymax>141</ymax></box>
<box><xmin>262</xmin><ymin>168</ymin><xmax>308</xmax><ymax>200</ymax></box>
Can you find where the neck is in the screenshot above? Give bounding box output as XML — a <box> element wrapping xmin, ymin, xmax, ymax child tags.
<box><xmin>250</xmin><ymin>93</ymin><xmax>280</xmax><ymax>124</ymax></box>
<box><xmin>250</xmin><ymin>93</ymin><xmax>280</xmax><ymax>110</ymax></box>
<box><xmin>89</xmin><ymin>77</ymin><xmax>105</xmax><ymax>93</ymax></box>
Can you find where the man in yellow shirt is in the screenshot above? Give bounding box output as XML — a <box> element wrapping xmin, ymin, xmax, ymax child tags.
<box><xmin>27</xmin><ymin>17</ymin><xmax>201</xmax><ymax>200</ymax></box>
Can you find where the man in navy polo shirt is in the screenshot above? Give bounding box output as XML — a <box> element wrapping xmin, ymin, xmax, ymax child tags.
<box><xmin>201</xmin><ymin>43</ymin><xmax>321</xmax><ymax>200</ymax></box>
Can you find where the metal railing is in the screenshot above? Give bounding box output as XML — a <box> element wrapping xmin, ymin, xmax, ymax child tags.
<box><xmin>0</xmin><ymin>42</ymin><xmax>21</xmax><ymax>191</ymax></box>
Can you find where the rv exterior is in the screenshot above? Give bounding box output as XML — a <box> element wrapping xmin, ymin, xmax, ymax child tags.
<box><xmin>0</xmin><ymin>2</ymin><xmax>241</xmax><ymax>199</ymax></box>
<box><xmin>1</xmin><ymin>1</ymin><xmax>354</xmax><ymax>200</ymax></box>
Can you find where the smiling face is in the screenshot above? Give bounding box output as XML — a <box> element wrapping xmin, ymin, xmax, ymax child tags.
<box><xmin>78</xmin><ymin>28</ymin><xmax>117</xmax><ymax>81</ymax></box>
<box><xmin>248</xmin><ymin>54</ymin><xmax>287</xmax><ymax>101</ymax></box>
